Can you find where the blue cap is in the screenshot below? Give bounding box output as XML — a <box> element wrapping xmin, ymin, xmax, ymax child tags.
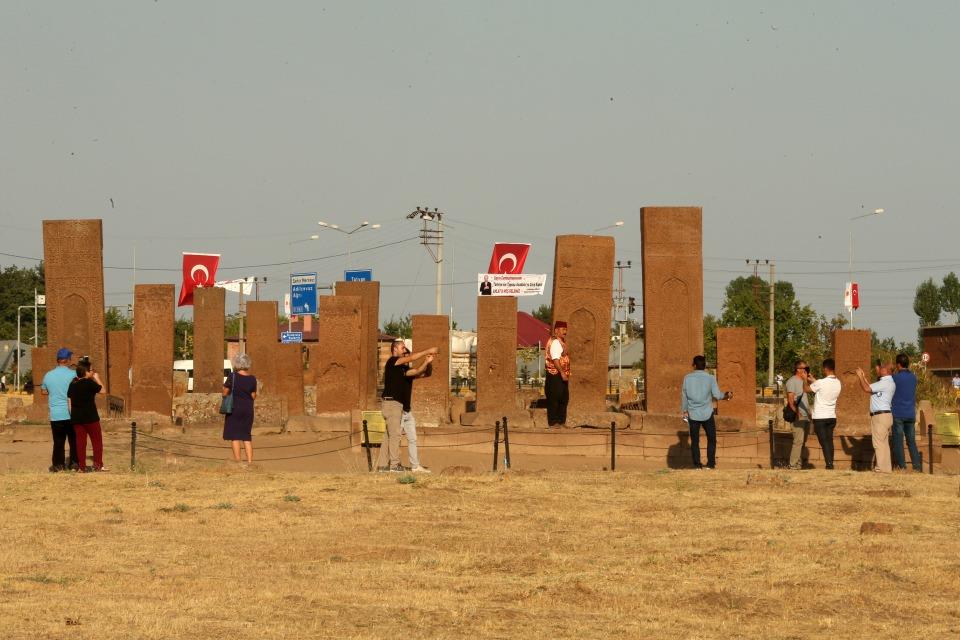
<box><xmin>56</xmin><ymin>348</ymin><xmax>73</xmax><ymax>360</ymax></box>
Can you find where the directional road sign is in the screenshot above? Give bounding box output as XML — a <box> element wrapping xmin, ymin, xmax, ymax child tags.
<box><xmin>344</xmin><ymin>269</ymin><xmax>373</xmax><ymax>282</ymax></box>
<box><xmin>290</xmin><ymin>272</ymin><xmax>318</xmax><ymax>315</ymax></box>
<box><xmin>281</xmin><ymin>332</ymin><xmax>303</xmax><ymax>344</ymax></box>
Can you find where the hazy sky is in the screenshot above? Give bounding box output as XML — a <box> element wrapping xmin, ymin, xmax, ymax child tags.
<box><xmin>2</xmin><ymin>1</ymin><xmax>958</xmax><ymax>344</ymax></box>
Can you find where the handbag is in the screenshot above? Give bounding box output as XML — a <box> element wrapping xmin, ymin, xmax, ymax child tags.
<box><xmin>782</xmin><ymin>393</ymin><xmax>805</xmax><ymax>423</ymax></box>
<box><xmin>219</xmin><ymin>373</ymin><xmax>235</xmax><ymax>415</ymax></box>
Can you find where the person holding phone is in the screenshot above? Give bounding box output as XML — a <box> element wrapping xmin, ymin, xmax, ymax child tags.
<box><xmin>68</xmin><ymin>360</ymin><xmax>107</xmax><ymax>472</ymax></box>
<box><xmin>805</xmin><ymin>359</ymin><xmax>842</xmax><ymax>469</ymax></box>
<box><xmin>681</xmin><ymin>355</ymin><xmax>733</xmax><ymax>469</ymax></box>
<box><xmin>378</xmin><ymin>339</ymin><xmax>438</xmax><ymax>473</ymax></box>
<box><xmin>785</xmin><ymin>361</ymin><xmax>812</xmax><ymax>469</ymax></box>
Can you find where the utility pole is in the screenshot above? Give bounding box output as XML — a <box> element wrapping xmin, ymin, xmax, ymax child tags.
<box><xmin>613</xmin><ymin>260</ymin><xmax>632</xmax><ymax>395</ymax></box>
<box><xmin>747</xmin><ymin>259</ymin><xmax>776</xmax><ymax>389</ymax></box>
<box><xmin>407</xmin><ymin>206</ymin><xmax>444</xmax><ymax>315</ymax></box>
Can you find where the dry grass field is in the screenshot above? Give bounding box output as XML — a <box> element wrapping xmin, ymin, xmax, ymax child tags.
<box><xmin>2</xmin><ymin>466</ymin><xmax>959</xmax><ymax>639</ymax></box>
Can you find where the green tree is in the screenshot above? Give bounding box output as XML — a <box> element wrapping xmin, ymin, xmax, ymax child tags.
<box><xmin>383</xmin><ymin>314</ymin><xmax>412</xmax><ymax>338</ymax></box>
<box><xmin>702</xmin><ymin>313</ymin><xmax>719</xmax><ymax>366</ymax></box>
<box><xmin>174</xmin><ymin>317</ymin><xmax>193</xmax><ymax>359</ymax></box>
<box><xmin>531</xmin><ymin>304</ymin><xmax>552</xmax><ymax>324</ymax></box>
<box><xmin>0</xmin><ymin>263</ymin><xmax>46</xmax><ymax>343</ymax></box>
<box><xmin>104</xmin><ymin>307</ymin><xmax>133</xmax><ymax>331</ymax></box>
<box><xmin>913</xmin><ymin>278</ymin><xmax>941</xmax><ymax>343</ymax></box>
<box><xmin>940</xmin><ymin>272</ymin><xmax>960</xmax><ymax>323</ymax></box>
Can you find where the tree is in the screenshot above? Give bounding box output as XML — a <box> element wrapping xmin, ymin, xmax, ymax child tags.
<box><xmin>0</xmin><ymin>263</ymin><xmax>45</xmax><ymax>343</ymax></box>
<box><xmin>913</xmin><ymin>278</ymin><xmax>942</xmax><ymax>343</ymax></box>
<box><xmin>941</xmin><ymin>272</ymin><xmax>960</xmax><ymax>323</ymax></box>
<box><xmin>383</xmin><ymin>314</ymin><xmax>412</xmax><ymax>338</ymax></box>
<box><xmin>174</xmin><ymin>317</ymin><xmax>193</xmax><ymax>359</ymax></box>
<box><xmin>104</xmin><ymin>307</ymin><xmax>133</xmax><ymax>331</ymax></box>
<box><xmin>531</xmin><ymin>304</ymin><xmax>552</xmax><ymax>324</ymax></box>
<box><xmin>702</xmin><ymin>314</ymin><xmax>719</xmax><ymax>366</ymax></box>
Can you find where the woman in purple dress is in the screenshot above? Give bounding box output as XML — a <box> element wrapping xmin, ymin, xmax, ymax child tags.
<box><xmin>223</xmin><ymin>352</ymin><xmax>257</xmax><ymax>465</ymax></box>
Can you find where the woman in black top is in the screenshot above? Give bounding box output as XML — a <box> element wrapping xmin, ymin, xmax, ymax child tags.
<box><xmin>68</xmin><ymin>364</ymin><xmax>107</xmax><ymax>472</ymax></box>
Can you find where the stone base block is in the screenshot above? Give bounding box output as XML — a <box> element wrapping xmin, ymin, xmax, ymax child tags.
<box><xmin>285</xmin><ymin>412</ymin><xmax>352</xmax><ymax>433</ymax></box>
<box><xmin>460</xmin><ymin>411</ymin><xmax>534</xmax><ymax>428</ymax></box>
<box><xmin>941</xmin><ymin>447</ymin><xmax>960</xmax><ymax>474</ymax></box>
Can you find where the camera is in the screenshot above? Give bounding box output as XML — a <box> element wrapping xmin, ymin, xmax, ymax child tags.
<box><xmin>78</xmin><ymin>355</ymin><xmax>92</xmax><ymax>368</ymax></box>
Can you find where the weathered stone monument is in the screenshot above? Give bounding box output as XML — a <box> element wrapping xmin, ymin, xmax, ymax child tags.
<box><xmin>107</xmin><ymin>330</ymin><xmax>132</xmax><ymax>411</ymax></box>
<box><xmin>716</xmin><ymin>327</ymin><xmax>756</xmax><ymax>426</ymax></box>
<box><xmin>470</xmin><ymin>296</ymin><xmax>519</xmax><ymax>423</ymax></box>
<box><xmin>411</xmin><ymin>314</ymin><xmax>450</xmax><ymax>425</ymax></box>
<box><xmin>26</xmin><ymin>346</ymin><xmax>54</xmax><ymax>422</ymax></box>
<box><xmin>192</xmin><ymin>286</ymin><xmax>226</xmax><ymax>393</ymax></box>
<box><xmin>550</xmin><ymin>235</ymin><xmax>615</xmax><ymax>422</ymax></box>
<box><xmin>245</xmin><ymin>301</ymin><xmax>278</xmax><ymax>395</ymax></box>
<box><xmin>42</xmin><ymin>219</ymin><xmax>108</xmax><ymax>388</ymax></box>
<box><xmin>275</xmin><ymin>343</ymin><xmax>305</xmax><ymax>417</ymax></box>
<box><xmin>335</xmin><ymin>281</ymin><xmax>380</xmax><ymax>410</ymax></box>
<box><xmin>641</xmin><ymin>207</ymin><xmax>704</xmax><ymax>415</ymax></box>
<box><xmin>315</xmin><ymin>296</ymin><xmax>362</xmax><ymax>413</ymax></box>
<box><xmin>833</xmin><ymin>329</ymin><xmax>871</xmax><ymax>431</ymax></box>
<box><xmin>131</xmin><ymin>285</ymin><xmax>174</xmax><ymax>416</ymax></box>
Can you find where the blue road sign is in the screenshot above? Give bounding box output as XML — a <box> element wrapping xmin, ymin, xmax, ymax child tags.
<box><xmin>290</xmin><ymin>272</ymin><xmax>318</xmax><ymax>315</ymax></box>
<box><xmin>344</xmin><ymin>269</ymin><xmax>373</xmax><ymax>282</ymax></box>
<box><xmin>281</xmin><ymin>332</ymin><xmax>303</xmax><ymax>344</ymax></box>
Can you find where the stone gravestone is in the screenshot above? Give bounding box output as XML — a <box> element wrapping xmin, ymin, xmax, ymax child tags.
<box><xmin>833</xmin><ymin>329</ymin><xmax>871</xmax><ymax>432</ymax></box>
<box><xmin>26</xmin><ymin>346</ymin><xmax>55</xmax><ymax>422</ymax></box>
<box><xmin>641</xmin><ymin>207</ymin><xmax>704</xmax><ymax>415</ymax></box>
<box><xmin>551</xmin><ymin>235</ymin><xmax>615</xmax><ymax>420</ymax></box>
<box><xmin>335</xmin><ymin>281</ymin><xmax>380</xmax><ymax>410</ymax></box>
<box><xmin>42</xmin><ymin>219</ymin><xmax>108</xmax><ymax>389</ymax></box>
<box><xmin>411</xmin><ymin>315</ymin><xmax>450</xmax><ymax>425</ymax></box>
<box><xmin>192</xmin><ymin>286</ymin><xmax>226</xmax><ymax>393</ymax></box>
<box><xmin>475</xmin><ymin>296</ymin><xmax>518</xmax><ymax>416</ymax></box>
<box><xmin>245</xmin><ymin>301</ymin><xmax>278</xmax><ymax>396</ymax></box>
<box><xmin>275</xmin><ymin>343</ymin><xmax>305</xmax><ymax>417</ymax></box>
<box><xmin>716</xmin><ymin>327</ymin><xmax>756</xmax><ymax>426</ymax></box>
<box><xmin>315</xmin><ymin>296</ymin><xmax>362</xmax><ymax>413</ymax></box>
<box><xmin>107</xmin><ymin>330</ymin><xmax>132</xmax><ymax>413</ymax></box>
<box><xmin>131</xmin><ymin>285</ymin><xmax>174</xmax><ymax>416</ymax></box>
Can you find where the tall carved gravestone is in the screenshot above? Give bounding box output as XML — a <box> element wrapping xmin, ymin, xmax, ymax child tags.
<box><xmin>335</xmin><ymin>281</ymin><xmax>380</xmax><ymax>410</ymax></box>
<box><xmin>641</xmin><ymin>207</ymin><xmax>704</xmax><ymax>414</ymax></box>
<box><xmin>276</xmin><ymin>343</ymin><xmax>305</xmax><ymax>416</ymax></box>
<box><xmin>107</xmin><ymin>330</ymin><xmax>132</xmax><ymax>412</ymax></box>
<box><xmin>245</xmin><ymin>301</ymin><xmax>278</xmax><ymax>395</ymax></box>
<box><xmin>411</xmin><ymin>315</ymin><xmax>450</xmax><ymax>425</ymax></box>
<box><xmin>315</xmin><ymin>296</ymin><xmax>362</xmax><ymax>413</ymax></box>
<box><xmin>26</xmin><ymin>346</ymin><xmax>54</xmax><ymax>422</ymax></box>
<box><xmin>131</xmin><ymin>285</ymin><xmax>174</xmax><ymax>416</ymax></box>
<box><xmin>551</xmin><ymin>235</ymin><xmax>615</xmax><ymax>419</ymax></box>
<box><xmin>42</xmin><ymin>219</ymin><xmax>108</xmax><ymax>389</ymax></box>
<box><xmin>833</xmin><ymin>329</ymin><xmax>871</xmax><ymax>432</ymax></box>
<box><xmin>716</xmin><ymin>327</ymin><xmax>756</xmax><ymax>425</ymax></box>
<box><xmin>193</xmin><ymin>287</ymin><xmax>226</xmax><ymax>393</ymax></box>
<box><xmin>476</xmin><ymin>296</ymin><xmax>518</xmax><ymax>415</ymax></box>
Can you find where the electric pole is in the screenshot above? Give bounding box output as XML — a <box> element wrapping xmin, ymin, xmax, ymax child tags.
<box><xmin>407</xmin><ymin>207</ymin><xmax>444</xmax><ymax>315</ymax></box>
<box><xmin>613</xmin><ymin>260</ymin><xmax>632</xmax><ymax>394</ymax></box>
<box><xmin>746</xmin><ymin>259</ymin><xmax>776</xmax><ymax>388</ymax></box>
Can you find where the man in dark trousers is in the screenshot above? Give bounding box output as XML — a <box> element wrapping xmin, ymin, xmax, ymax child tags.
<box><xmin>41</xmin><ymin>348</ymin><xmax>79</xmax><ymax>472</ymax></box>
<box><xmin>681</xmin><ymin>355</ymin><xmax>733</xmax><ymax>469</ymax></box>
<box><xmin>544</xmin><ymin>321</ymin><xmax>570</xmax><ymax>427</ymax></box>
<box><xmin>378</xmin><ymin>339</ymin><xmax>438</xmax><ymax>472</ymax></box>
<box><xmin>891</xmin><ymin>353</ymin><xmax>921</xmax><ymax>471</ymax></box>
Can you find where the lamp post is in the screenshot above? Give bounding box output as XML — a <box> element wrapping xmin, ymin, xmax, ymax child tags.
<box><xmin>318</xmin><ymin>220</ymin><xmax>381</xmax><ymax>271</ymax></box>
<box><xmin>406</xmin><ymin>207</ymin><xmax>445</xmax><ymax>315</ymax></box>
<box><xmin>593</xmin><ymin>220</ymin><xmax>624</xmax><ymax>233</ymax></box>
<box><xmin>848</xmin><ymin>208</ymin><xmax>884</xmax><ymax>328</ymax></box>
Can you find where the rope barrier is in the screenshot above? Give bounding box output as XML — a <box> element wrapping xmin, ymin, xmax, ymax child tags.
<box><xmin>137</xmin><ymin>431</ymin><xmax>352</xmax><ymax>449</ymax></box>
<box><xmin>137</xmin><ymin>441</ymin><xmax>360</xmax><ymax>462</ymax></box>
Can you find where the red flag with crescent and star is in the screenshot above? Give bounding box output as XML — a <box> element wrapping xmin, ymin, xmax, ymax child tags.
<box><xmin>487</xmin><ymin>243</ymin><xmax>530</xmax><ymax>274</ymax></box>
<box><xmin>178</xmin><ymin>253</ymin><xmax>221</xmax><ymax>306</ymax></box>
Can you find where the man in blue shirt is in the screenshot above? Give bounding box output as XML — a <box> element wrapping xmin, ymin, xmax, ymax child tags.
<box><xmin>891</xmin><ymin>353</ymin><xmax>921</xmax><ymax>471</ymax></box>
<box><xmin>681</xmin><ymin>355</ymin><xmax>733</xmax><ymax>469</ymax></box>
<box><xmin>41</xmin><ymin>347</ymin><xmax>79</xmax><ymax>472</ymax></box>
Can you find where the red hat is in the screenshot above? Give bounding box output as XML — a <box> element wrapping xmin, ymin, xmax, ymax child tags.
<box><xmin>554</xmin><ymin>321</ymin><xmax>568</xmax><ymax>329</ymax></box>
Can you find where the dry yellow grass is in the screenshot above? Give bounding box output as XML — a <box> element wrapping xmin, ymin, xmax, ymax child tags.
<box><xmin>1</xmin><ymin>467</ymin><xmax>959</xmax><ymax>639</ymax></box>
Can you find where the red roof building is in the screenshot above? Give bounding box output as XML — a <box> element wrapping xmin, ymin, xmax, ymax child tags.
<box><xmin>517</xmin><ymin>311</ymin><xmax>550</xmax><ymax>348</ymax></box>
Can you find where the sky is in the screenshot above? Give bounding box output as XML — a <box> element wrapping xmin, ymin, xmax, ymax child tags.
<box><xmin>2</xmin><ymin>1</ymin><xmax>959</xmax><ymax>344</ymax></box>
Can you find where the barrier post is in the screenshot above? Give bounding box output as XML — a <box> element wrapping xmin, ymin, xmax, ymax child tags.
<box><xmin>768</xmin><ymin>419</ymin><xmax>775</xmax><ymax>469</ymax></box>
<box><xmin>362</xmin><ymin>419</ymin><xmax>372</xmax><ymax>472</ymax></box>
<box><xmin>927</xmin><ymin>424</ymin><xmax>934</xmax><ymax>475</ymax></box>
<box><xmin>610</xmin><ymin>420</ymin><xmax>616</xmax><ymax>471</ymax></box>
<box><xmin>130</xmin><ymin>421</ymin><xmax>137</xmax><ymax>470</ymax></box>
<box><xmin>502</xmin><ymin>415</ymin><xmax>511</xmax><ymax>469</ymax></box>
<box><xmin>493</xmin><ymin>421</ymin><xmax>501</xmax><ymax>471</ymax></box>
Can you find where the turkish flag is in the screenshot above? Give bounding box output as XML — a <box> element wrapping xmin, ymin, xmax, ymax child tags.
<box><xmin>178</xmin><ymin>253</ymin><xmax>221</xmax><ymax>307</ymax></box>
<box><xmin>487</xmin><ymin>243</ymin><xmax>530</xmax><ymax>274</ymax></box>
<box><xmin>851</xmin><ymin>283</ymin><xmax>860</xmax><ymax>310</ymax></box>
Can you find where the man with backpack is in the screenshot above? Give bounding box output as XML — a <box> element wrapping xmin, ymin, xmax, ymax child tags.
<box><xmin>784</xmin><ymin>360</ymin><xmax>811</xmax><ymax>470</ymax></box>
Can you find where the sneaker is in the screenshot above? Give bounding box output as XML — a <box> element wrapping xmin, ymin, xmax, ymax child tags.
<box><xmin>68</xmin><ymin>463</ymin><xmax>80</xmax><ymax>471</ymax></box>
<box><xmin>94</xmin><ymin>466</ymin><xmax>110</xmax><ymax>472</ymax></box>
<box><xmin>411</xmin><ymin>466</ymin><xmax>432</xmax><ymax>473</ymax></box>
<box><xmin>49</xmin><ymin>465</ymin><xmax>63</xmax><ymax>473</ymax></box>
<box><xmin>376</xmin><ymin>466</ymin><xmax>391</xmax><ymax>473</ymax></box>
<box><xmin>789</xmin><ymin>464</ymin><xmax>802</xmax><ymax>471</ymax></box>
<box><xmin>388</xmin><ymin>464</ymin><xmax>410</xmax><ymax>473</ymax></box>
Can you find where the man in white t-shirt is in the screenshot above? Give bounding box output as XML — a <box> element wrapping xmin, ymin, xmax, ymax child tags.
<box><xmin>544</xmin><ymin>321</ymin><xmax>570</xmax><ymax>427</ymax></box>
<box><xmin>805</xmin><ymin>358</ymin><xmax>842</xmax><ymax>470</ymax></box>
<box><xmin>856</xmin><ymin>363</ymin><xmax>896</xmax><ymax>473</ymax></box>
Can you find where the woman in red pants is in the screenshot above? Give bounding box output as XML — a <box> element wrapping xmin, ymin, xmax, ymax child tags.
<box><xmin>68</xmin><ymin>361</ymin><xmax>108</xmax><ymax>472</ymax></box>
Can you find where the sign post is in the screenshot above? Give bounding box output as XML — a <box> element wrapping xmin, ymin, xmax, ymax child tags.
<box><xmin>290</xmin><ymin>273</ymin><xmax>318</xmax><ymax>316</ymax></box>
<box><xmin>344</xmin><ymin>269</ymin><xmax>373</xmax><ymax>282</ymax></box>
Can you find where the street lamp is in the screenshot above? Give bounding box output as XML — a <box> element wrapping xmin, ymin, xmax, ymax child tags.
<box><xmin>593</xmin><ymin>220</ymin><xmax>625</xmax><ymax>232</ymax></box>
<box><xmin>848</xmin><ymin>207</ymin><xmax>884</xmax><ymax>328</ymax></box>
<box><xmin>317</xmin><ymin>219</ymin><xmax>381</xmax><ymax>269</ymax></box>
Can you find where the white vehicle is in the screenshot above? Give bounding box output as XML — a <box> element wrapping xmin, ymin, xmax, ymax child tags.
<box><xmin>173</xmin><ymin>359</ymin><xmax>233</xmax><ymax>392</ymax></box>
